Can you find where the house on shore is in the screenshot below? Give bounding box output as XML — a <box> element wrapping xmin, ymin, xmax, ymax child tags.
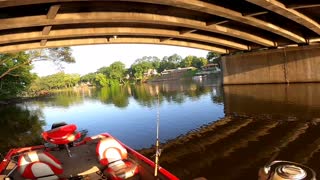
<box><xmin>144</xmin><ymin>69</ymin><xmax>158</xmax><ymax>77</ymax></box>
<box><xmin>161</xmin><ymin>67</ymin><xmax>195</xmax><ymax>75</ymax></box>
<box><xmin>201</xmin><ymin>63</ymin><xmax>220</xmax><ymax>71</ymax></box>
<box><xmin>195</xmin><ymin>64</ymin><xmax>221</xmax><ymax>75</ymax></box>
<box><xmin>149</xmin><ymin>67</ymin><xmax>195</xmax><ymax>82</ymax></box>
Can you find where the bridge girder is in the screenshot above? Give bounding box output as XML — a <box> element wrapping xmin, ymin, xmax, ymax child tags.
<box><xmin>0</xmin><ymin>12</ymin><xmax>275</xmax><ymax>48</ymax></box>
<box><xmin>0</xmin><ymin>0</ymin><xmax>318</xmax><ymax>53</ymax></box>
<box><xmin>0</xmin><ymin>38</ymin><xmax>229</xmax><ymax>54</ymax></box>
<box><xmin>0</xmin><ymin>27</ymin><xmax>249</xmax><ymax>50</ymax></box>
<box><xmin>247</xmin><ymin>0</ymin><xmax>320</xmax><ymax>35</ymax></box>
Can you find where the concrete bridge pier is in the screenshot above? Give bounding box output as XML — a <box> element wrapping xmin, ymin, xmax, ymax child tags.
<box><xmin>222</xmin><ymin>45</ymin><xmax>320</xmax><ymax>85</ymax></box>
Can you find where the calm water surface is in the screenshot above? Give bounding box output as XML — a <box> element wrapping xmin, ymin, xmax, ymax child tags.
<box><xmin>1</xmin><ymin>77</ymin><xmax>320</xmax><ymax>180</ymax></box>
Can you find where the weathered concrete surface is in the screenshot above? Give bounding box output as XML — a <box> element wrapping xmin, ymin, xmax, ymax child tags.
<box><xmin>222</xmin><ymin>45</ymin><xmax>320</xmax><ymax>84</ymax></box>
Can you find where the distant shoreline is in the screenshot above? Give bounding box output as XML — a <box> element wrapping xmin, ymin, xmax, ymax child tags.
<box><xmin>0</xmin><ymin>95</ymin><xmax>53</xmax><ymax>106</ymax></box>
<box><xmin>0</xmin><ymin>86</ymin><xmax>96</xmax><ymax>106</ymax></box>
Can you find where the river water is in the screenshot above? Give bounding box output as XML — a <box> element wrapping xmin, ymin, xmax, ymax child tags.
<box><xmin>1</xmin><ymin>76</ymin><xmax>320</xmax><ymax>179</ymax></box>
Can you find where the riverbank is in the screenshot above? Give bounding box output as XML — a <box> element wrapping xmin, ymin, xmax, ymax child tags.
<box><xmin>0</xmin><ymin>86</ymin><xmax>95</xmax><ymax>105</ymax></box>
<box><xmin>0</xmin><ymin>95</ymin><xmax>53</xmax><ymax>106</ymax></box>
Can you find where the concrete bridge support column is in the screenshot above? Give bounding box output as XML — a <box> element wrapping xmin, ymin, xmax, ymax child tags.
<box><xmin>222</xmin><ymin>45</ymin><xmax>320</xmax><ymax>85</ymax></box>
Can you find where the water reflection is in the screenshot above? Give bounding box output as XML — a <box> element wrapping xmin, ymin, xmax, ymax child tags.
<box><xmin>139</xmin><ymin>83</ymin><xmax>320</xmax><ymax>179</ymax></box>
<box><xmin>34</xmin><ymin>93</ymin><xmax>84</xmax><ymax>108</ymax></box>
<box><xmin>33</xmin><ymin>80</ymin><xmax>222</xmax><ymax>109</ymax></box>
<box><xmin>0</xmin><ymin>105</ymin><xmax>45</xmax><ymax>154</ymax></box>
<box><xmin>224</xmin><ymin>83</ymin><xmax>320</xmax><ymax>117</ymax></box>
<box><xmin>27</xmin><ymin>79</ymin><xmax>224</xmax><ymax>150</ymax></box>
<box><xmin>2</xmin><ymin>80</ymin><xmax>320</xmax><ymax>179</ymax></box>
<box><xmin>96</xmin><ymin>86</ymin><xmax>130</xmax><ymax>108</ymax></box>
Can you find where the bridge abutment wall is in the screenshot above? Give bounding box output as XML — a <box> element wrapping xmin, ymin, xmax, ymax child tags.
<box><xmin>222</xmin><ymin>45</ymin><xmax>320</xmax><ymax>85</ymax></box>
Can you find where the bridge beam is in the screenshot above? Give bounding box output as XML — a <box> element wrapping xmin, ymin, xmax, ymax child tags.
<box><xmin>129</xmin><ymin>0</ymin><xmax>306</xmax><ymax>43</ymax></box>
<box><xmin>40</xmin><ymin>39</ymin><xmax>47</xmax><ymax>46</ymax></box>
<box><xmin>42</xmin><ymin>26</ymin><xmax>52</xmax><ymax>35</ymax></box>
<box><xmin>159</xmin><ymin>37</ymin><xmax>173</xmax><ymax>42</ymax></box>
<box><xmin>286</xmin><ymin>3</ymin><xmax>320</xmax><ymax>9</ymax></box>
<box><xmin>41</xmin><ymin>4</ymin><xmax>60</xmax><ymax>45</ymax></box>
<box><xmin>0</xmin><ymin>37</ymin><xmax>229</xmax><ymax>54</ymax></box>
<box><xmin>222</xmin><ymin>45</ymin><xmax>320</xmax><ymax>84</ymax></box>
<box><xmin>0</xmin><ymin>12</ymin><xmax>274</xmax><ymax>47</ymax></box>
<box><xmin>179</xmin><ymin>29</ymin><xmax>197</xmax><ymax>35</ymax></box>
<box><xmin>47</xmin><ymin>4</ymin><xmax>60</xmax><ymax>19</ymax></box>
<box><xmin>247</xmin><ymin>0</ymin><xmax>320</xmax><ymax>35</ymax></box>
<box><xmin>0</xmin><ymin>27</ymin><xmax>249</xmax><ymax>50</ymax></box>
<box><xmin>0</xmin><ymin>0</ymin><xmax>306</xmax><ymax>43</ymax></box>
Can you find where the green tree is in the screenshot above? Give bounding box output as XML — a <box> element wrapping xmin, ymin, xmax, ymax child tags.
<box><xmin>95</xmin><ymin>73</ymin><xmax>108</xmax><ymax>87</ymax></box>
<box><xmin>96</xmin><ymin>62</ymin><xmax>126</xmax><ymax>85</ymax></box>
<box><xmin>159</xmin><ymin>56</ymin><xmax>169</xmax><ymax>72</ymax></box>
<box><xmin>64</xmin><ymin>74</ymin><xmax>80</xmax><ymax>88</ymax></box>
<box><xmin>138</xmin><ymin>56</ymin><xmax>161</xmax><ymax>72</ymax></box>
<box><xmin>108</xmin><ymin>61</ymin><xmax>126</xmax><ymax>83</ymax></box>
<box><xmin>0</xmin><ymin>47</ymin><xmax>75</xmax><ymax>99</ymax></box>
<box><xmin>97</xmin><ymin>66</ymin><xmax>110</xmax><ymax>76</ymax></box>
<box><xmin>192</xmin><ymin>57</ymin><xmax>208</xmax><ymax>69</ymax></box>
<box><xmin>159</xmin><ymin>54</ymin><xmax>182</xmax><ymax>72</ymax></box>
<box><xmin>168</xmin><ymin>54</ymin><xmax>182</xmax><ymax>67</ymax></box>
<box><xmin>0</xmin><ymin>52</ymin><xmax>36</xmax><ymax>98</ymax></box>
<box><xmin>28</xmin><ymin>47</ymin><xmax>75</xmax><ymax>68</ymax></box>
<box><xmin>206</xmin><ymin>51</ymin><xmax>221</xmax><ymax>66</ymax></box>
<box><xmin>1</xmin><ymin>48</ymin><xmax>75</xmax><ymax>80</ymax></box>
<box><xmin>180</xmin><ymin>55</ymin><xmax>194</xmax><ymax>67</ymax></box>
<box><xmin>28</xmin><ymin>72</ymin><xmax>81</xmax><ymax>92</ymax></box>
<box><xmin>131</xmin><ymin>57</ymin><xmax>155</xmax><ymax>80</ymax></box>
<box><xmin>151</xmin><ymin>57</ymin><xmax>161</xmax><ymax>72</ymax></box>
<box><xmin>81</xmin><ymin>73</ymin><xmax>96</xmax><ymax>84</ymax></box>
<box><xmin>199</xmin><ymin>57</ymin><xmax>208</xmax><ymax>67</ymax></box>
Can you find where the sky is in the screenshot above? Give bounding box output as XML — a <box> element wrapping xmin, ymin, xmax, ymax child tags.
<box><xmin>31</xmin><ymin>44</ymin><xmax>209</xmax><ymax>76</ymax></box>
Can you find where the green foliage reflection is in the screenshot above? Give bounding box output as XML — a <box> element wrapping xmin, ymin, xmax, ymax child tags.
<box><xmin>0</xmin><ymin>105</ymin><xmax>45</xmax><ymax>154</ymax></box>
<box><xmin>97</xmin><ymin>86</ymin><xmax>129</xmax><ymax>108</ymax></box>
<box><xmin>28</xmin><ymin>80</ymin><xmax>223</xmax><ymax>109</ymax></box>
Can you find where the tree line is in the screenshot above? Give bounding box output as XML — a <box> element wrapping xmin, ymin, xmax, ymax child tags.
<box><xmin>82</xmin><ymin>52</ymin><xmax>220</xmax><ymax>87</ymax></box>
<box><xmin>0</xmin><ymin>48</ymin><xmax>220</xmax><ymax>100</ymax></box>
<box><xmin>29</xmin><ymin>73</ymin><xmax>81</xmax><ymax>92</ymax></box>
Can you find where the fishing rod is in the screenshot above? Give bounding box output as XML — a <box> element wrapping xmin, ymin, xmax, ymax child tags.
<box><xmin>154</xmin><ymin>86</ymin><xmax>161</xmax><ymax>178</ymax></box>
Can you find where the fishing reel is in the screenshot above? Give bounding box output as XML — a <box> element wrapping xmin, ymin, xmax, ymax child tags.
<box><xmin>258</xmin><ymin>161</ymin><xmax>316</xmax><ymax>180</ymax></box>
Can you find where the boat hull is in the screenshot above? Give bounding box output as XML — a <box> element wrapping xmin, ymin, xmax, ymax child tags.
<box><xmin>0</xmin><ymin>133</ymin><xmax>178</xmax><ymax>180</ymax></box>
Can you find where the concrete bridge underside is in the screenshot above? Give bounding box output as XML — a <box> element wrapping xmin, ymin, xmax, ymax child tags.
<box><xmin>222</xmin><ymin>45</ymin><xmax>320</xmax><ymax>84</ymax></box>
<box><xmin>0</xmin><ymin>0</ymin><xmax>319</xmax><ymax>53</ymax></box>
<box><xmin>0</xmin><ymin>0</ymin><xmax>319</xmax><ymax>84</ymax></box>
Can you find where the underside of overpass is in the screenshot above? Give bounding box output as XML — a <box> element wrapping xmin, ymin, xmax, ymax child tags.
<box><xmin>0</xmin><ymin>0</ymin><xmax>319</xmax><ymax>84</ymax></box>
<box><xmin>0</xmin><ymin>0</ymin><xmax>319</xmax><ymax>53</ymax></box>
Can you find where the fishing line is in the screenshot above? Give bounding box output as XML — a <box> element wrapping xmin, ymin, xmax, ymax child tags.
<box><xmin>154</xmin><ymin>86</ymin><xmax>161</xmax><ymax>177</ymax></box>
